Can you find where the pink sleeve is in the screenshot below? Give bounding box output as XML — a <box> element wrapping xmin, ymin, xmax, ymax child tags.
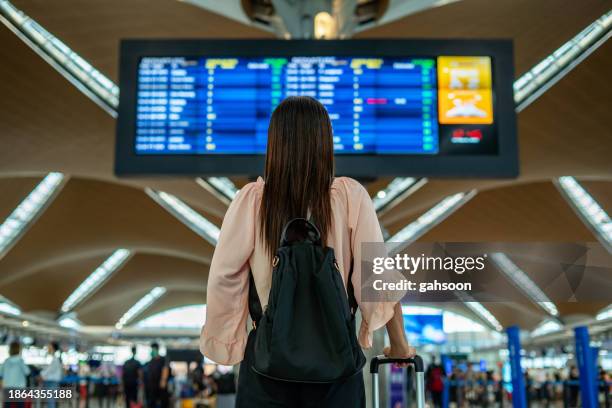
<box><xmin>199</xmin><ymin>183</ymin><xmax>258</xmax><ymax>365</ymax></box>
<box><xmin>348</xmin><ymin>181</ymin><xmax>397</xmax><ymax>349</ymax></box>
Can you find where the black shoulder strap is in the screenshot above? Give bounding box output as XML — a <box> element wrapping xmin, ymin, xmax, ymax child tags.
<box><xmin>311</xmin><ymin>215</ymin><xmax>359</xmax><ymax>317</ymax></box>
<box><xmin>346</xmin><ymin>258</ymin><xmax>358</xmax><ymax>317</ymax></box>
<box><xmin>248</xmin><ymin>270</ymin><xmax>263</xmax><ymax>325</ymax></box>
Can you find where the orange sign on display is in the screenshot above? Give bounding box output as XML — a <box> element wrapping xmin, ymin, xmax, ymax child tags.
<box><xmin>437</xmin><ymin>56</ymin><xmax>494</xmax><ymax>124</ymax></box>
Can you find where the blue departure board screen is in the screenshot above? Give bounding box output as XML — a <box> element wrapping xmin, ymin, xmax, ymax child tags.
<box><xmin>135</xmin><ymin>56</ymin><xmax>439</xmax><ymax>155</ymax></box>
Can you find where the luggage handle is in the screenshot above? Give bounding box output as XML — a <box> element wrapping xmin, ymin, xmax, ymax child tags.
<box><xmin>369</xmin><ymin>355</ymin><xmax>424</xmax><ymax>373</ymax></box>
<box><xmin>370</xmin><ymin>355</ymin><xmax>426</xmax><ymax>408</ymax></box>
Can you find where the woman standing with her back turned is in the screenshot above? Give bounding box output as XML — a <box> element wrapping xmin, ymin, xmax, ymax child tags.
<box><xmin>200</xmin><ymin>96</ymin><xmax>415</xmax><ymax>407</ymax></box>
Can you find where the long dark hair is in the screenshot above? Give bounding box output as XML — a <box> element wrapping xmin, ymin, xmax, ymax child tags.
<box><xmin>260</xmin><ymin>96</ymin><xmax>335</xmax><ymax>256</ymax></box>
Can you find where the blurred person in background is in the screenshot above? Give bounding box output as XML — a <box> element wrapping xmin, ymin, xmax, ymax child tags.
<box><xmin>40</xmin><ymin>342</ymin><xmax>63</xmax><ymax>408</ymax></box>
<box><xmin>144</xmin><ymin>343</ymin><xmax>168</xmax><ymax>408</ymax></box>
<box><xmin>425</xmin><ymin>356</ymin><xmax>445</xmax><ymax>407</ymax></box>
<box><xmin>122</xmin><ymin>346</ymin><xmax>142</xmax><ymax>408</ymax></box>
<box><xmin>568</xmin><ymin>365</ymin><xmax>580</xmax><ymax>408</ymax></box>
<box><xmin>599</xmin><ymin>366</ymin><xmax>610</xmax><ymax>408</ymax></box>
<box><xmin>0</xmin><ymin>341</ymin><xmax>31</xmax><ymax>408</ymax></box>
<box><xmin>189</xmin><ymin>361</ymin><xmax>204</xmax><ymax>395</ymax></box>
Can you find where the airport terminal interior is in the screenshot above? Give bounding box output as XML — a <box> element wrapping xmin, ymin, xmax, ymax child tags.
<box><xmin>0</xmin><ymin>0</ymin><xmax>611</xmax><ymax>407</ymax></box>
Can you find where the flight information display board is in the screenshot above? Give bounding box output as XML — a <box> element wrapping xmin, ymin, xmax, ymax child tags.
<box><xmin>136</xmin><ymin>56</ymin><xmax>439</xmax><ymax>155</ymax></box>
<box><xmin>116</xmin><ymin>40</ymin><xmax>517</xmax><ymax>177</ymax></box>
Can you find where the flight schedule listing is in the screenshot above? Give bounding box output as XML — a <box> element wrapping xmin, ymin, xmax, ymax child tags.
<box><xmin>135</xmin><ymin>56</ymin><xmax>439</xmax><ymax>155</ymax></box>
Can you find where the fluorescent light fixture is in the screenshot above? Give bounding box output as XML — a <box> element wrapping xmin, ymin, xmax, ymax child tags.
<box><xmin>195</xmin><ymin>177</ymin><xmax>238</xmax><ymax>206</ymax></box>
<box><xmin>0</xmin><ymin>172</ymin><xmax>64</xmax><ymax>260</ymax></box>
<box><xmin>0</xmin><ymin>1</ymin><xmax>118</xmax><ymax>115</ymax></box>
<box><xmin>146</xmin><ymin>188</ymin><xmax>220</xmax><ymax>246</ymax></box>
<box><xmin>373</xmin><ymin>178</ymin><xmax>426</xmax><ymax>213</ymax></box>
<box><xmin>531</xmin><ymin>319</ymin><xmax>563</xmax><ymax>337</ymax></box>
<box><xmin>58</xmin><ymin>312</ymin><xmax>81</xmax><ymax>329</ymax></box>
<box><xmin>514</xmin><ymin>10</ymin><xmax>612</xmax><ymax>111</ymax></box>
<box><xmin>207</xmin><ymin>177</ymin><xmax>238</xmax><ymax>200</ymax></box>
<box><xmin>490</xmin><ymin>252</ymin><xmax>559</xmax><ymax>317</ymax></box>
<box><xmin>464</xmin><ymin>301</ymin><xmax>503</xmax><ymax>332</ymax></box>
<box><xmin>596</xmin><ymin>305</ymin><xmax>612</xmax><ymax>321</ymax></box>
<box><xmin>0</xmin><ymin>295</ymin><xmax>21</xmax><ymax>316</ymax></box>
<box><xmin>115</xmin><ymin>287</ymin><xmax>167</xmax><ymax>329</ymax></box>
<box><xmin>387</xmin><ymin>190</ymin><xmax>476</xmax><ymax>253</ymax></box>
<box><xmin>556</xmin><ymin>176</ymin><xmax>612</xmax><ymax>252</ymax></box>
<box><xmin>61</xmin><ymin>249</ymin><xmax>131</xmax><ymax>312</ymax></box>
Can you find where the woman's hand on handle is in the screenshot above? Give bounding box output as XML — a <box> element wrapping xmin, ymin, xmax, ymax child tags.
<box><xmin>382</xmin><ymin>344</ymin><xmax>417</xmax><ymax>369</ymax></box>
<box><xmin>384</xmin><ymin>302</ymin><xmax>416</xmax><ymax>368</ymax></box>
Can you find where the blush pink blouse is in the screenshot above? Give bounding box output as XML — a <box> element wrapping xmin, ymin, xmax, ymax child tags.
<box><xmin>200</xmin><ymin>176</ymin><xmax>397</xmax><ymax>365</ymax></box>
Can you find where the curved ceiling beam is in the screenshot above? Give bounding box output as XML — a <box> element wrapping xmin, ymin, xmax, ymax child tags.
<box><xmin>0</xmin><ymin>245</ymin><xmax>211</xmax><ymax>290</ymax></box>
<box><xmin>0</xmin><ymin>251</ymin><xmax>209</xmax><ymax>321</ymax></box>
<box><xmin>77</xmin><ymin>253</ymin><xmax>209</xmax><ymax>309</ymax></box>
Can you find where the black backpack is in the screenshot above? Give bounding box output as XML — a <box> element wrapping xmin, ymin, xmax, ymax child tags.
<box><xmin>248</xmin><ymin>218</ymin><xmax>366</xmax><ymax>383</ymax></box>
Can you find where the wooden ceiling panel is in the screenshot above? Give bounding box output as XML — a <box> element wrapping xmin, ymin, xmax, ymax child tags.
<box><xmin>555</xmin><ymin>302</ymin><xmax>610</xmax><ymax>318</ymax></box>
<box><xmin>581</xmin><ymin>180</ymin><xmax>612</xmax><ymax>216</ymax></box>
<box><xmin>356</xmin><ymin>0</ymin><xmax>611</xmax><ymax>76</ymax></box>
<box><xmin>415</xmin><ymin>182</ymin><xmax>595</xmax><ymax>242</ymax></box>
<box><xmin>76</xmin><ymin>287</ymin><xmax>151</xmax><ymax>327</ymax></box>
<box><xmin>484</xmin><ymin>302</ymin><xmax>546</xmax><ymax>331</ymax></box>
<box><xmin>0</xmin><ymin>177</ymin><xmax>42</xmax><ymax>221</ymax></box>
<box><xmin>517</xmin><ymin>41</ymin><xmax>612</xmax><ymax>180</ymax></box>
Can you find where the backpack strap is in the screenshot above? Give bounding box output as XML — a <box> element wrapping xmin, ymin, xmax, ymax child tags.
<box><xmin>248</xmin><ymin>270</ymin><xmax>263</xmax><ymax>327</ymax></box>
<box><xmin>346</xmin><ymin>258</ymin><xmax>358</xmax><ymax>317</ymax></box>
<box><xmin>308</xmin><ymin>215</ymin><xmax>359</xmax><ymax>317</ymax></box>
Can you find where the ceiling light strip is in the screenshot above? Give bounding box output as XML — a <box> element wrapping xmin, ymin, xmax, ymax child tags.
<box><xmin>386</xmin><ymin>190</ymin><xmax>476</xmax><ymax>254</ymax></box>
<box><xmin>0</xmin><ymin>172</ymin><xmax>65</xmax><ymax>261</ymax></box>
<box><xmin>530</xmin><ymin>319</ymin><xmax>563</xmax><ymax>337</ymax></box>
<box><xmin>596</xmin><ymin>304</ymin><xmax>612</xmax><ymax>321</ymax></box>
<box><xmin>464</xmin><ymin>301</ymin><xmax>503</xmax><ymax>332</ymax></box>
<box><xmin>514</xmin><ymin>10</ymin><xmax>612</xmax><ymax>112</ymax></box>
<box><xmin>374</xmin><ymin>177</ymin><xmax>427</xmax><ymax>214</ymax></box>
<box><xmin>61</xmin><ymin>249</ymin><xmax>131</xmax><ymax>313</ymax></box>
<box><xmin>555</xmin><ymin>176</ymin><xmax>612</xmax><ymax>253</ymax></box>
<box><xmin>0</xmin><ymin>295</ymin><xmax>21</xmax><ymax>316</ymax></box>
<box><xmin>195</xmin><ymin>177</ymin><xmax>238</xmax><ymax>206</ymax></box>
<box><xmin>145</xmin><ymin>188</ymin><xmax>220</xmax><ymax>246</ymax></box>
<box><xmin>115</xmin><ymin>286</ymin><xmax>167</xmax><ymax>329</ymax></box>
<box><xmin>57</xmin><ymin>312</ymin><xmax>82</xmax><ymax>330</ymax></box>
<box><xmin>490</xmin><ymin>252</ymin><xmax>559</xmax><ymax>317</ymax></box>
<box><xmin>0</xmin><ymin>0</ymin><xmax>118</xmax><ymax>116</ymax></box>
